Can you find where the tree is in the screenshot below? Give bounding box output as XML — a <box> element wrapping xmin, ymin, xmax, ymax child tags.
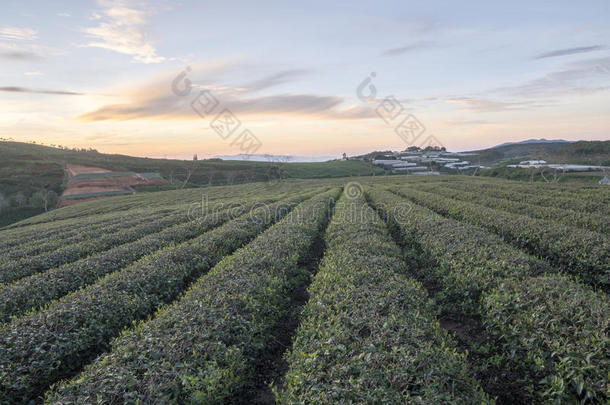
<box><xmin>168</xmin><ymin>159</ymin><xmax>199</xmax><ymax>190</ymax></box>
<box><xmin>11</xmin><ymin>192</ymin><xmax>27</xmax><ymax>207</ymax></box>
<box><xmin>540</xmin><ymin>167</ymin><xmax>564</xmax><ymax>183</ymax></box>
<box><xmin>29</xmin><ymin>190</ymin><xmax>59</xmax><ymax>211</ymax></box>
<box><xmin>0</xmin><ymin>192</ymin><xmax>8</xmax><ymax>212</ymax></box>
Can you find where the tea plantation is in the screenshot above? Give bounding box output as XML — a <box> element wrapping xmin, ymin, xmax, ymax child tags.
<box><xmin>0</xmin><ymin>176</ymin><xmax>607</xmax><ymax>404</ymax></box>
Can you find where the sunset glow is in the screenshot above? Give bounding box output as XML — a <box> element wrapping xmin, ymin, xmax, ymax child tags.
<box><xmin>1</xmin><ymin>0</ymin><xmax>609</xmax><ymax>158</ymax></box>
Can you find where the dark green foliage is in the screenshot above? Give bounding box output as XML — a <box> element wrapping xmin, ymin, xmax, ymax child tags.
<box><xmin>0</xmin><ymin>196</ymin><xmax>308</xmax><ymax>403</ymax></box>
<box><xmin>0</xmin><ymin>207</ymin><xmax>45</xmax><ymax>228</ymax></box>
<box><xmin>414</xmin><ymin>182</ymin><xmax>609</xmax><ymax>234</ymax></box>
<box><xmin>0</xmin><ymin>197</ymin><xmax>281</xmax><ymax>323</ymax></box>
<box><xmin>280</xmin><ymin>193</ymin><xmax>490</xmax><ymax>403</ymax></box>
<box><xmin>484</xmin><ymin>275</ymin><xmax>609</xmax><ymax>403</ymax></box>
<box><xmin>368</xmin><ymin>188</ymin><xmax>550</xmax><ymax>315</ymax></box>
<box><xmin>0</xmin><ymin>210</ymin><xmax>191</xmax><ymax>283</ymax></box>
<box><xmin>45</xmin><ymin>189</ymin><xmax>340</xmax><ymax>404</ymax></box>
<box><xmin>0</xmin><ymin>173</ymin><xmax>606</xmax><ymax>404</ymax></box>
<box><xmin>369</xmin><ymin>187</ymin><xmax>609</xmax><ymax>403</ymax></box>
<box><xmin>439</xmin><ymin>179</ymin><xmax>609</xmax><ymax>214</ymax></box>
<box><xmin>393</xmin><ymin>187</ymin><xmax>610</xmax><ymax>290</ymax></box>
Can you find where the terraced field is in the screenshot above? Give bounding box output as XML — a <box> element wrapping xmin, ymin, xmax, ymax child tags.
<box><xmin>0</xmin><ymin>176</ymin><xmax>607</xmax><ymax>404</ymax></box>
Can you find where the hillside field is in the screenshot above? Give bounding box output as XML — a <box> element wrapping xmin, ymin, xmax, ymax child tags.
<box><xmin>0</xmin><ymin>175</ymin><xmax>608</xmax><ymax>404</ymax></box>
<box><xmin>0</xmin><ymin>141</ymin><xmax>382</xmax><ymax>227</ymax></box>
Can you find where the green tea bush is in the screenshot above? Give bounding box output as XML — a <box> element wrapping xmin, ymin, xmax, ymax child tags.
<box><xmin>394</xmin><ymin>187</ymin><xmax>609</xmax><ymax>290</ymax></box>
<box><xmin>280</xmin><ymin>192</ymin><xmax>490</xmax><ymax>403</ymax></box>
<box><xmin>484</xmin><ymin>275</ymin><xmax>609</xmax><ymax>403</ymax></box>
<box><xmin>46</xmin><ymin>189</ymin><xmax>340</xmax><ymax>404</ymax></box>
<box><xmin>0</xmin><ymin>195</ymin><xmax>308</xmax><ymax>403</ymax></box>
<box><xmin>371</xmin><ymin>188</ymin><xmax>609</xmax><ymax>403</ymax></box>
<box><xmin>0</xmin><ymin>196</ymin><xmax>283</xmax><ymax>323</ymax></box>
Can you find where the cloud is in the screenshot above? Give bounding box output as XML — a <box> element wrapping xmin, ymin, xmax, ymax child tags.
<box><xmin>381</xmin><ymin>41</ymin><xmax>434</xmax><ymax>57</ymax></box>
<box><xmin>0</xmin><ymin>51</ymin><xmax>42</xmax><ymax>61</ymax></box>
<box><xmin>0</xmin><ymin>42</ymin><xmax>68</xmax><ymax>58</ymax></box>
<box><xmin>443</xmin><ymin>119</ymin><xmax>490</xmax><ymax>126</ymax></box>
<box><xmin>0</xmin><ymin>86</ymin><xmax>83</xmax><ymax>96</ymax></box>
<box><xmin>532</xmin><ymin>45</ymin><xmax>605</xmax><ymax>60</ymax></box>
<box><xmin>322</xmin><ymin>105</ymin><xmax>376</xmax><ymax>120</ymax></box>
<box><xmin>225</xmin><ymin>94</ymin><xmax>343</xmax><ymax>115</ymax></box>
<box><xmin>442</xmin><ymin>97</ymin><xmax>548</xmax><ymax>112</ymax></box>
<box><xmin>443</xmin><ymin>56</ymin><xmax>610</xmax><ymax>114</ymax></box>
<box><xmin>57</xmin><ymin>13</ymin><xmax>72</xmax><ymax>17</ymax></box>
<box><xmin>494</xmin><ymin>56</ymin><xmax>610</xmax><ymax>97</ymax></box>
<box><xmin>24</xmin><ymin>71</ymin><xmax>43</xmax><ymax>76</ymax></box>
<box><xmin>78</xmin><ymin>92</ymin><xmax>361</xmax><ymax>121</ymax></box>
<box><xmin>76</xmin><ymin>69</ymin><xmax>375</xmax><ymax>122</ymax></box>
<box><xmin>242</xmin><ymin>69</ymin><xmax>312</xmax><ymax>92</ymax></box>
<box><xmin>82</xmin><ymin>0</ymin><xmax>164</xmax><ymax>64</ymax></box>
<box><xmin>0</xmin><ymin>27</ymin><xmax>38</xmax><ymax>41</ymax></box>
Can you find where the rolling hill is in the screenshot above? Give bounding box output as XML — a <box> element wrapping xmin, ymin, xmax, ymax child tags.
<box><xmin>469</xmin><ymin>139</ymin><xmax>610</xmax><ymax>166</ymax></box>
<box><xmin>0</xmin><ymin>141</ymin><xmax>381</xmax><ymax>226</ymax></box>
<box><xmin>0</xmin><ymin>175</ymin><xmax>607</xmax><ymax>404</ymax></box>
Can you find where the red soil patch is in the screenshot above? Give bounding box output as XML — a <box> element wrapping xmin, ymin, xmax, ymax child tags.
<box><xmin>65</xmin><ymin>164</ymin><xmax>112</xmax><ymax>176</ymax></box>
<box><xmin>58</xmin><ymin>164</ymin><xmax>167</xmax><ymax>207</ymax></box>
<box><xmin>61</xmin><ymin>186</ymin><xmax>128</xmax><ymax>197</ymax></box>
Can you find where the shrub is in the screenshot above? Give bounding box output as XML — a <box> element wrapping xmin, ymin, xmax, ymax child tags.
<box><xmin>393</xmin><ymin>187</ymin><xmax>609</xmax><ymax>290</ymax></box>
<box><xmin>484</xmin><ymin>275</ymin><xmax>609</xmax><ymax>403</ymax></box>
<box><xmin>45</xmin><ymin>189</ymin><xmax>340</xmax><ymax>404</ymax></box>
<box><xmin>369</xmin><ymin>187</ymin><xmax>609</xmax><ymax>403</ymax></box>
<box><xmin>0</xmin><ymin>195</ymin><xmax>310</xmax><ymax>403</ymax></box>
<box><xmin>280</xmin><ymin>192</ymin><xmax>489</xmax><ymax>403</ymax></box>
<box><xmin>0</xmin><ymin>196</ymin><xmax>283</xmax><ymax>323</ymax></box>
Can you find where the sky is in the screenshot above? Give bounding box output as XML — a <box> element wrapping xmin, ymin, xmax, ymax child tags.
<box><xmin>1</xmin><ymin>0</ymin><xmax>609</xmax><ymax>159</ymax></box>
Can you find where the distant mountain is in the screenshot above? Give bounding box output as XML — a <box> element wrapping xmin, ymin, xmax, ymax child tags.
<box><xmin>470</xmin><ymin>140</ymin><xmax>609</xmax><ymax>166</ymax></box>
<box><xmin>490</xmin><ymin>139</ymin><xmax>572</xmax><ymax>149</ymax></box>
<box><xmin>213</xmin><ymin>153</ymin><xmax>338</xmax><ymax>162</ymax></box>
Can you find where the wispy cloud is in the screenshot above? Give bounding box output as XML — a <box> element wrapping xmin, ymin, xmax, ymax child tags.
<box><xmin>443</xmin><ymin>119</ymin><xmax>490</xmax><ymax>126</ymax></box>
<box><xmin>242</xmin><ymin>69</ymin><xmax>312</xmax><ymax>92</ymax></box>
<box><xmin>76</xmin><ymin>69</ymin><xmax>374</xmax><ymax>122</ymax></box>
<box><xmin>442</xmin><ymin>55</ymin><xmax>610</xmax><ymax>114</ymax></box>
<box><xmin>0</xmin><ymin>42</ymin><xmax>68</xmax><ymax>58</ymax></box>
<box><xmin>0</xmin><ymin>86</ymin><xmax>83</xmax><ymax>96</ymax></box>
<box><xmin>532</xmin><ymin>45</ymin><xmax>605</xmax><ymax>60</ymax></box>
<box><xmin>78</xmin><ymin>92</ymin><xmax>373</xmax><ymax>121</ymax></box>
<box><xmin>442</xmin><ymin>97</ymin><xmax>548</xmax><ymax>112</ymax></box>
<box><xmin>82</xmin><ymin>0</ymin><xmax>164</xmax><ymax>64</ymax></box>
<box><xmin>381</xmin><ymin>41</ymin><xmax>434</xmax><ymax>57</ymax></box>
<box><xmin>0</xmin><ymin>51</ymin><xmax>42</xmax><ymax>61</ymax></box>
<box><xmin>494</xmin><ymin>56</ymin><xmax>610</xmax><ymax>97</ymax></box>
<box><xmin>24</xmin><ymin>71</ymin><xmax>43</xmax><ymax>76</ymax></box>
<box><xmin>57</xmin><ymin>12</ymin><xmax>71</xmax><ymax>17</ymax></box>
<box><xmin>0</xmin><ymin>27</ymin><xmax>38</xmax><ymax>41</ymax></box>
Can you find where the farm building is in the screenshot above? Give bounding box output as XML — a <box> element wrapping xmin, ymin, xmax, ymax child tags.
<box><xmin>519</xmin><ymin>160</ymin><xmax>547</xmax><ymax>166</ymax></box>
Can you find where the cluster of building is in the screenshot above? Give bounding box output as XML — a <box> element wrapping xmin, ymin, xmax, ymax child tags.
<box><xmin>371</xmin><ymin>150</ymin><xmax>487</xmax><ymax>174</ymax></box>
<box><xmin>507</xmin><ymin>160</ymin><xmax>608</xmax><ymax>172</ymax></box>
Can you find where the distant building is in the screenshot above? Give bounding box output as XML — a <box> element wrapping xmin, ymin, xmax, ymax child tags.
<box><xmin>519</xmin><ymin>160</ymin><xmax>547</xmax><ymax>165</ymax></box>
<box><xmin>373</xmin><ymin>159</ymin><xmax>403</xmax><ymax>167</ymax></box>
<box><xmin>513</xmin><ymin>160</ymin><xmax>547</xmax><ymax>168</ymax></box>
<box><xmin>547</xmin><ymin>164</ymin><xmax>605</xmax><ymax>172</ymax></box>
<box><xmin>444</xmin><ymin>161</ymin><xmax>470</xmax><ymax>169</ymax></box>
<box><xmin>413</xmin><ymin>171</ymin><xmax>440</xmax><ymax>175</ymax></box>
<box><xmin>392</xmin><ymin>166</ymin><xmax>428</xmax><ymax>173</ymax></box>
